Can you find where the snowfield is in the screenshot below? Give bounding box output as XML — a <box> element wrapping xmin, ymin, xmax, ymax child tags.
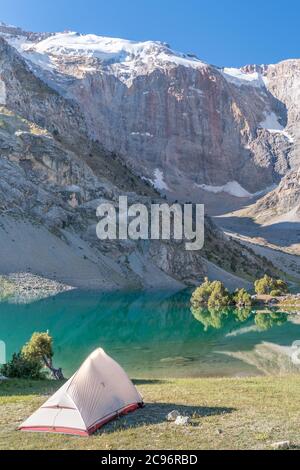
<box><xmin>144</xmin><ymin>169</ymin><xmax>169</xmax><ymax>191</ymax></box>
<box><xmin>197</xmin><ymin>181</ymin><xmax>253</xmax><ymax>198</ymax></box>
<box><xmin>259</xmin><ymin>111</ymin><xmax>294</xmax><ymax>142</ymax></box>
<box><xmin>222</xmin><ymin>67</ymin><xmax>265</xmax><ymax>88</ymax></box>
<box><xmin>0</xmin><ymin>30</ymin><xmax>207</xmax><ymax>85</ymax></box>
<box><xmin>259</xmin><ymin>111</ymin><xmax>284</xmax><ymax>131</ymax></box>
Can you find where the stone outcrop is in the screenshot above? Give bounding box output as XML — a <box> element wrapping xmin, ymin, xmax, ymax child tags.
<box><xmin>0</xmin><ymin>25</ymin><xmax>283</xmax><ymax>289</ymax></box>
<box><xmin>243</xmin><ymin>169</ymin><xmax>300</xmax><ymax>224</ymax></box>
<box><xmin>0</xmin><ymin>26</ymin><xmax>297</xmax><ymax>209</ymax></box>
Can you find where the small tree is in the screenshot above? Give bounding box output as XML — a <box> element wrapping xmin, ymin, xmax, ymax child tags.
<box><xmin>254</xmin><ymin>275</ymin><xmax>289</xmax><ymax>296</ymax></box>
<box><xmin>233</xmin><ymin>288</ymin><xmax>252</xmax><ymax>307</ymax></box>
<box><xmin>22</xmin><ymin>332</ymin><xmax>64</xmax><ymax>380</ymax></box>
<box><xmin>191</xmin><ymin>278</ymin><xmax>230</xmax><ymax>308</ymax></box>
<box><xmin>274</xmin><ymin>279</ymin><xmax>289</xmax><ymax>295</ymax></box>
<box><xmin>207</xmin><ymin>281</ymin><xmax>230</xmax><ymax>309</ymax></box>
<box><xmin>191</xmin><ymin>277</ymin><xmax>213</xmax><ymax>306</ymax></box>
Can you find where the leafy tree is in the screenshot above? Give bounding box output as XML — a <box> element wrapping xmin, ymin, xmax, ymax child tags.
<box><xmin>191</xmin><ymin>278</ymin><xmax>230</xmax><ymax>309</ymax></box>
<box><xmin>22</xmin><ymin>332</ymin><xmax>64</xmax><ymax>380</ymax></box>
<box><xmin>274</xmin><ymin>279</ymin><xmax>289</xmax><ymax>294</ymax></box>
<box><xmin>191</xmin><ymin>277</ymin><xmax>213</xmax><ymax>307</ymax></box>
<box><xmin>254</xmin><ymin>275</ymin><xmax>289</xmax><ymax>296</ymax></box>
<box><xmin>233</xmin><ymin>288</ymin><xmax>252</xmax><ymax>307</ymax></box>
<box><xmin>207</xmin><ymin>281</ymin><xmax>230</xmax><ymax>309</ymax></box>
<box><xmin>270</xmin><ymin>289</ymin><xmax>284</xmax><ymax>297</ymax></box>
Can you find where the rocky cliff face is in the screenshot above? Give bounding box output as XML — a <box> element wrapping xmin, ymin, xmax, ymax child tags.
<box><xmin>0</xmin><ymin>26</ymin><xmax>298</xmax><ymax>210</ymax></box>
<box><xmin>243</xmin><ymin>169</ymin><xmax>300</xmax><ymax>224</ymax></box>
<box><xmin>0</xmin><ymin>27</ymin><xmax>273</xmax><ymax>289</ymax></box>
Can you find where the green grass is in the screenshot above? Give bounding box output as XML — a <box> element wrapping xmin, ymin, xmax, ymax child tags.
<box><xmin>1</xmin><ymin>376</ymin><xmax>300</xmax><ymax>450</ymax></box>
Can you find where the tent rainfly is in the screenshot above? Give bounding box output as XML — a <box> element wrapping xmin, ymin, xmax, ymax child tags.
<box><xmin>19</xmin><ymin>348</ymin><xmax>143</xmax><ymax>436</ymax></box>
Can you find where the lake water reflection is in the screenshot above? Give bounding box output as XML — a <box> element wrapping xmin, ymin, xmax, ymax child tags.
<box><xmin>1</xmin><ymin>289</ymin><xmax>300</xmax><ymax>378</ymax></box>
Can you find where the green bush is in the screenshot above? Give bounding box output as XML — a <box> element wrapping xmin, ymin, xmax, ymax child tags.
<box><xmin>1</xmin><ymin>332</ymin><xmax>63</xmax><ymax>380</ymax></box>
<box><xmin>191</xmin><ymin>278</ymin><xmax>230</xmax><ymax>309</ymax></box>
<box><xmin>270</xmin><ymin>289</ymin><xmax>284</xmax><ymax>297</ymax></box>
<box><xmin>0</xmin><ymin>352</ymin><xmax>45</xmax><ymax>379</ymax></box>
<box><xmin>208</xmin><ymin>282</ymin><xmax>230</xmax><ymax>309</ymax></box>
<box><xmin>233</xmin><ymin>288</ymin><xmax>252</xmax><ymax>307</ymax></box>
<box><xmin>254</xmin><ymin>275</ymin><xmax>288</xmax><ymax>296</ymax></box>
<box><xmin>191</xmin><ymin>278</ymin><xmax>213</xmax><ymax>306</ymax></box>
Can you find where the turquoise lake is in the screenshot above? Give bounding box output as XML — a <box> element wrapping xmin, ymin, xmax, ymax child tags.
<box><xmin>1</xmin><ymin>289</ymin><xmax>300</xmax><ymax>378</ymax></box>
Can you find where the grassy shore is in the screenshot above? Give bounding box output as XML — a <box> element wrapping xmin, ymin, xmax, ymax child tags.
<box><xmin>1</xmin><ymin>376</ymin><xmax>300</xmax><ymax>450</ymax></box>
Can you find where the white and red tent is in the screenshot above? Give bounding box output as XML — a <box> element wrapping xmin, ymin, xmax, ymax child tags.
<box><xmin>19</xmin><ymin>348</ymin><xmax>143</xmax><ymax>436</ymax></box>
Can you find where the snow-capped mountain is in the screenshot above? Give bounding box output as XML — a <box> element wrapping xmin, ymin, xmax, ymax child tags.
<box><xmin>0</xmin><ymin>22</ymin><xmax>280</xmax><ymax>290</ymax></box>
<box><xmin>0</xmin><ymin>23</ymin><xmax>299</xmax><ymax>213</ymax></box>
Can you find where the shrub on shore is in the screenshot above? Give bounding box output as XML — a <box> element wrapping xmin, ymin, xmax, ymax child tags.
<box><xmin>191</xmin><ymin>278</ymin><xmax>231</xmax><ymax>309</ymax></box>
<box><xmin>1</xmin><ymin>332</ymin><xmax>64</xmax><ymax>380</ymax></box>
<box><xmin>233</xmin><ymin>288</ymin><xmax>252</xmax><ymax>307</ymax></box>
<box><xmin>254</xmin><ymin>275</ymin><xmax>289</xmax><ymax>296</ymax></box>
<box><xmin>191</xmin><ymin>279</ymin><xmax>252</xmax><ymax>309</ymax></box>
<box><xmin>0</xmin><ymin>352</ymin><xmax>45</xmax><ymax>379</ymax></box>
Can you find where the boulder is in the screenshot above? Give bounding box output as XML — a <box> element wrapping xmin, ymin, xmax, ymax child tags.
<box><xmin>174</xmin><ymin>416</ymin><xmax>190</xmax><ymax>426</ymax></box>
<box><xmin>271</xmin><ymin>441</ymin><xmax>290</xmax><ymax>450</ymax></box>
<box><xmin>166</xmin><ymin>410</ymin><xmax>180</xmax><ymax>422</ymax></box>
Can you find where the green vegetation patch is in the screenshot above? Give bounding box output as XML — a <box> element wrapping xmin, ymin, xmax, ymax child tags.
<box><xmin>1</xmin><ymin>376</ymin><xmax>300</xmax><ymax>450</ymax></box>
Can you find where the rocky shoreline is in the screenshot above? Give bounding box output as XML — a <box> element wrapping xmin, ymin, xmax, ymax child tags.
<box><xmin>0</xmin><ymin>273</ymin><xmax>74</xmax><ymax>304</ymax></box>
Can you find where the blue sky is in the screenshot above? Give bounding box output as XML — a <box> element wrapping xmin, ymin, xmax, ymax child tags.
<box><xmin>1</xmin><ymin>0</ymin><xmax>299</xmax><ymax>66</ymax></box>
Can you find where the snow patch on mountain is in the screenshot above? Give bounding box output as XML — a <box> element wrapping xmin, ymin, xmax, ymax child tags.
<box><xmin>0</xmin><ymin>30</ymin><xmax>206</xmax><ymax>85</ymax></box>
<box><xmin>197</xmin><ymin>181</ymin><xmax>252</xmax><ymax>198</ymax></box>
<box><xmin>147</xmin><ymin>169</ymin><xmax>169</xmax><ymax>191</ymax></box>
<box><xmin>259</xmin><ymin>111</ymin><xmax>294</xmax><ymax>142</ymax></box>
<box><xmin>269</xmin><ymin>129</ymin><xmax>294</xmax><ymax>143</ymax></box>
<box><xmin>259</xmin><ymin>111</ymin><xmax>284</xmax><ymax>131</ymax></box>
<box><xmin>222</xmin><ymin>67</ymin><xmax>265</xmax><ymax>88</ymax></box>
<box><xmin>130</xmin><ymin>131</ymin><xmax>153</xmax><ymax>138</ymax></box>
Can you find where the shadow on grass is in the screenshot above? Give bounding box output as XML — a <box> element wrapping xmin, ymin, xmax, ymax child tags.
<box><xmin>97</xmin><ymin>402</ymin><xmax>236</xmax><ymax>434</ymax></box>
<box><xmin>133</xmin><ymin>379</ymin><xmax>168</xmax><ymax>385</ymax></box>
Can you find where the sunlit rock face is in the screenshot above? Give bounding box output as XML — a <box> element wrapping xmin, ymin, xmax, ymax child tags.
<box><xmin>0</xmin><ymin>25</ymin><xmax>278</xmax><ymax>289</ymax></box>
<box><xmin>0</xmin><ymin>25</ymin><xmax>298</xmax><ymax>209</ymax></box>
<box><xmin>244</xmin><ymin>168</ymin><xmax>300</xmax><ymax>224</ymax></box>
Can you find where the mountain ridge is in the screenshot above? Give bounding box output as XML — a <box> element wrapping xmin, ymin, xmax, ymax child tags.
<box><xmin>1</xmin><ymin>24</ymin><xmax>296</xmax><ymax>209</ymax></box>
<box><xmin>0</xmin><ymin>22</ymin><xmax>297</xmax><ymax>290</ymax></box>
